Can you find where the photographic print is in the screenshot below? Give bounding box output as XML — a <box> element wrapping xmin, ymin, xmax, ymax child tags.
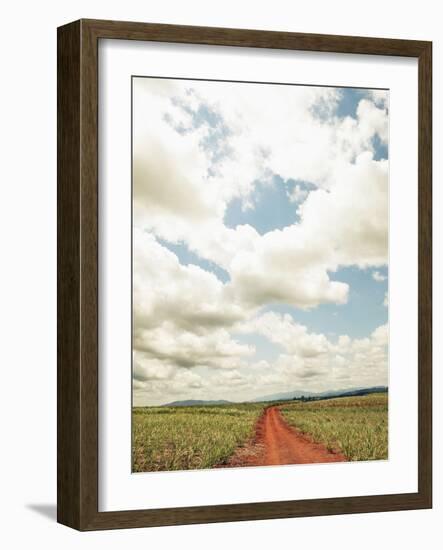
<box><xmin>132</xmin><ymin>77</ymin><xmax>389</xmax><ymax>473</ymax></box>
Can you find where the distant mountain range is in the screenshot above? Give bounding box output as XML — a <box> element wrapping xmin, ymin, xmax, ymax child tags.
<box><xmin>163</xmin><ymin>399</ymin><xmax>232</xmax><ymax>407</ymax></box>
<box><xmin>161</xmin><ymin>386</ymin><xmax>387</xmax><ymax>407</ymax></box>
<box><xmin>253</xmin><ymin>385</ymin><xmax>388</xmax><ymax>403</ymax></box>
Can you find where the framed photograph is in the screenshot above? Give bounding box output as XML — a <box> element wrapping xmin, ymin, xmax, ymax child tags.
<box><xmin>57</xmin><ymin>19</ymin><xmax>432</xmax><ymax>530</ymax></box>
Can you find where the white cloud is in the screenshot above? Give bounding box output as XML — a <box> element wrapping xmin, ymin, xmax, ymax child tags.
<box><xmin>287</xmin><ymin>184</ymin><xmax>309</xmax><ymax>203</ymax></box>
<box><xmin>294</xmin><ymin>152</ymin><xmax>388</xmax><ymax>269</ymax></box>
<box><xmin>367</xmin><ymin>89</ymin><xmax>389</xmax><ymax>109</ymax></box>
<box><xmin>133</xmin><ymin>78</ymin><xmax>388</xmax><ymax>275</ymax></box>
<box><xmin>133</xmin><ymin>229</ymin><xmax>255</xmax><ymax>401</ymax></box>
<box><xmin>373</xmin><ymin>270</ymin><xmax>387</xmax><ymax>282</ymax></box>
<box><xmin>133</xmin><ymin>366</ymin><xmax>206</xmax><ymax>406</ymax></box>
<box><xmin>237</xmin><ymin>312</ymin><xmax>388</xmax><ymax>394</ymax></box>
<box><xmin>221</xmin><ymin>152</ymin><xmax>387</xmax><ymax>309</ymax></box>
<box><xmin>133</xmin><ymin>78</ymin><xmax>388</xmax><ymax>231</ymax></box>
<box><xmin>240</xmin><ymin>312</ymin><xmax>330</xmax><ymax>358</ymax></box>
<box><xmin>133</xmin><ymin>229</ymin><xmax>246</xmax><ymax>334</ymax></box>
<box><xmin>134</xmin><ymin>325</ymin><xmax>253</xmax><ymax>370</ymax></box>
<box><xmin>355</xmin><ymin>98</ymin><xmax>388</xmax><ymax>145</ymax></box>
<box><xmin>133</xmin><ymin>83</ymin><xmax>220</xmax><ymax>239</ymax></box>
<box><xmin>132</xmin><ymin>79</ymin><xmax>389</xmax><ymax>404</ymax></box>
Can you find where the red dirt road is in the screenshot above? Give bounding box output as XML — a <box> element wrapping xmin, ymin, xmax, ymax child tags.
<box><xmin>220</xmin><ymin>406</ymin><xmax>347</xmax><ymax>467</ymax></box>
<box><xmin>260</xmin><ymin>406</ymin><xmax>347</xmax><ymax>465</ymax></box>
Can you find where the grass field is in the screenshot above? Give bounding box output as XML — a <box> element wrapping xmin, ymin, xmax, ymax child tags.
<box><xmin>280</xmin><ymin>393</ymin><xmax>388</xmax><ymax>461</ymax></box>
<box><xmin>132</xmin><ymin>403</ymin><xmax>264</xmax><ymax>472</ymax></box>
<box><xmin>132</xmin><ymin>393</ymin><xmax>388</xmax><ymax>472</ymax></box>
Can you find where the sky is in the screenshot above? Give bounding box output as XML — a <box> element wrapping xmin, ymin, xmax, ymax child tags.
<box><xmin>132</xmin><ymin>77</ymin><xmax>389</xmax><ymax>406</ymax></box>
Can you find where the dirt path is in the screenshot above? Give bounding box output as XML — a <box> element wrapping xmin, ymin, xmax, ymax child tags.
<box><xmin>219</xmin><ymin>406</ymin><xmax>347</xmax><ymax>468</ymax></box>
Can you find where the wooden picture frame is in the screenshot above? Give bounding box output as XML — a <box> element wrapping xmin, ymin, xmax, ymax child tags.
<box><xmin>57</xmin><ymin>19</ymin><xmax>432</xmax><ymax>530</ymax></box>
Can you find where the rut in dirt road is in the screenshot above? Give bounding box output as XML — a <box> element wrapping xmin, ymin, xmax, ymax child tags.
<box><xmin>220</xmin><ymin>406</ymin><xmax>347</xmax><ymax>468</ymax></box>
<box><xmin>261</xmin><ymin>406</ymin><xmax>347</xmax><ymax>465</ymax></box>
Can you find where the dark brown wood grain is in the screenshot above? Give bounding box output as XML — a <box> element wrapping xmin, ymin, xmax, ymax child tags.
<box><xmin>57</xmin><ymin>20</ymin><xmax>81</xmax><ymax>528</ymax></box>
<box><xmin>417</xmin><ymin>41</ymin><xmax>432</xmax><ymax>505</ymax></box>
<box><xmin>57</xmin><ymin>19</ymin><xmax>432</xmax><ymax>531</ymax></box>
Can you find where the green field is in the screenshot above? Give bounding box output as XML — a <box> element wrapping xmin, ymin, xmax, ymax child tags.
<box><xmin>132</xmin><ymin>403</ymin><xmax>264</xmax><ymax>472</ymax></box>
<box><xmin>280</xmin><ymin>393</ymin><xmax>388</xmax><ymax>461</ymax></box>
<box><xmin>132</xmin><ymin>393</ymin><xmax>388</xmax><ymax>472</ymax></box>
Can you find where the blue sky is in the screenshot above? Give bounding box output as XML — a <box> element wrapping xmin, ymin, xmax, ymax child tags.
<box><xmin>160</xmin><ymin>87</ymin><xmax>388</xmax><ymax>340</ymax></box>
<box><xmin>224</xmin><ymin>177</ymin><xmax>317</xmax><ymax>234</ymax></box>
<box><xmin>133</xmin><ymin>79</ymin><xmax>389</xmax><ymax>404</ymax></box>
<box><xmin>333</xmin><ymin>88</ymin><xmax>388</xmax><ymax>160</ymax></box>
<box><xmin>262</xmin><ymin>265</ymin><xmax>388</xmax><ymax>339</ymax></box>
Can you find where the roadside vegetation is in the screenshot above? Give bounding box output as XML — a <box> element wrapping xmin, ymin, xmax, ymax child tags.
<box><xmin>132</xmin><ymin>393</ymin><xmax>388</xmax><ymax>471</ymax></box>
<box><xmin>280</xmin><ymin>393</ymin><xmax>388</xmax><ymax>461</ymax></box>
<box><xmin>132</xmin><ymin>403</ymin><xmax>264</xmax><ymax>472</ymax></box>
